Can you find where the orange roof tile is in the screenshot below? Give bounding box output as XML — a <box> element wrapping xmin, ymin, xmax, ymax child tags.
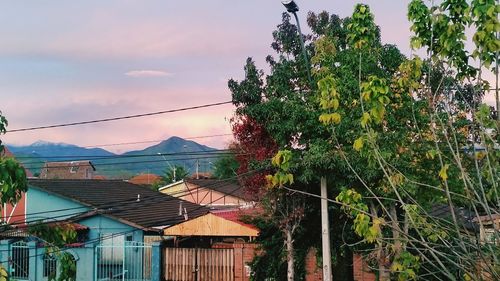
<box><xmin>129</xmin><ymin>173</ymin><xmax>162</xmax><ymax>185</ymax></box>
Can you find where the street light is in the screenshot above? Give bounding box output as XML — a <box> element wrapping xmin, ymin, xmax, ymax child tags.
<box><xmin>281</xmin><ymin>0</ymin><xmax>299</xmax><ymax>13</ymax></box>
<box><xmin>157</xmin><ymin>153</ymin><xmax>176</xmax><ymax>182</ymax></box>
<box><xmin>280</xmin><ymin>0</ymin><xmax>312</xmax><ymax>88</ymax></box>
<box><xmin>279</xmin><ymin>1</ymin><xmax>330</xmax><ymax>281</ymax></box>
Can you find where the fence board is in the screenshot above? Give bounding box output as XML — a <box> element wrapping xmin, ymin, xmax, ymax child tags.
<box><xmin>164</xmin><ymin>248</ymin><xmax>234</xmax><ymax>281</ymax></box>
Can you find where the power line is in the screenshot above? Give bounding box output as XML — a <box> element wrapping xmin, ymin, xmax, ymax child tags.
<box><xmin>82</xmin><ymin>133</ymin><xmax>233</xmax><ymax>148</ymax></box>
<box><xmin>21</xmin><ymin>153</ymin><xmax>247</xmax><ymax>170</ymax></box>
<box><xmin>6</xmin><ymin>101</ymin><xmax>232</xmax><ymax>133</ymax></box>
<box><xmin>14</xmin><ymin>149</ymin><xmax>234</xmax><ymax>160</ymax></box>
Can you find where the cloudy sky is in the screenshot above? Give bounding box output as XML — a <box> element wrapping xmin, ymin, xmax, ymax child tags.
<box><xmin>0</xmin><ymin>1</ymin><xmax>494</xmax><ymax>153</ymax></box>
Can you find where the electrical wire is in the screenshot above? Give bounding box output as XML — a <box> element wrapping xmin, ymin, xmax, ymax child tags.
<box><xmin>6</xmin><ymin>101</ymin><xmax>232</xmax><ymax>133</ymax></box>
<box><xmin>82</xmin><ymin>133</ymin><xmax>233</xmax><ymax>148</ymax></box>
<box><xmin>14</xmin><ymin>149</ymin><xmax>233</xmax><ymax>160</ymax></box>
<box><xmin>21</xmin><ymin>153</ymin><xmax>246</xmax><ymax>170</ymax></box>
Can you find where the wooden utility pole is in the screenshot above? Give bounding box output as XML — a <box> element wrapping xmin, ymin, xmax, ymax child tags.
<box><xmin>321</xmin><ymin>176</ymin><xmax>332</xmax><ymax>280</ymax></box>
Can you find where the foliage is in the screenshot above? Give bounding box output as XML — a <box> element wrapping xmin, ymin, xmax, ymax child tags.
<box><xmin>162</xmin><ymin>165</ymin><xmax>188</xmax><ymax>184</ymax></box>
<box><xmin>0</xmin><ymin>111</ymin><xmax>29</xmax><ymax>280</ymax></box>
<box><xmin>229</xmin><ymin>0</ymin><xmax>499</xmax><ymax>279</ymax></box>
<box><xmin>0</xmin><ymin>266</ymin><xmax>6</xmax><ymax>281</ymax></box>
<box><xmin>213</xmin><ymin>149</ymin><xmax>240</xmax><ymax>179</ymax></box>
<box><xmin>29</xmin><ymin>222</ymin><xmax>78</xmax><ymax>281</ymax></box>
<box><xmin>57</xmin><ymin>253</ymin><xmax>76</xmax><ymax>281</ymax></box>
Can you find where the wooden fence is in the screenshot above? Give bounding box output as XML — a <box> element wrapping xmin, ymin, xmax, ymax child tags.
<box><xmin>164</xmin><ymin>248</ymin><xmax>234</xmax><ymax>281</ymax></box>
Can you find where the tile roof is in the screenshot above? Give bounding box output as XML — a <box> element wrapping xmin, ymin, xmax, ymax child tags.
<box><xmin>186</xmin><ymin>179</ymin><xmax>249</xmax><ymax>200</ymax></box>
<box><xmin>128</xmin><ymin>173</ymin><xmax>162</xmax><ymax>185</ymax></box>
<box><xmin>28</xmin><ymin>179</ymin><xmax>209</xmax><ymax>230</ymax></box>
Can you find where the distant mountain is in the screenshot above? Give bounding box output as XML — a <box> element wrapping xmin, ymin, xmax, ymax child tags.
<box><xmin>8</xmin><ymin>141</ymin><xmax>115</xmax><ymax>158</ymax></box>
<box><xmin>6</xmin><ymin>137</ymin><xmax>218</xmax><ymax>179</ymax></box>
<box><xmin>124</xmin><ymin>136</ymin><xmax>214</xmax><ymax>156</ymax></box>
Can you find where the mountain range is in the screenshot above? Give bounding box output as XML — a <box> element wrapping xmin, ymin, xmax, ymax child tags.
<box><xmin>6</xmin><ymin>136</ymin><xmax>218</xmax><ymax>178</ymax></box>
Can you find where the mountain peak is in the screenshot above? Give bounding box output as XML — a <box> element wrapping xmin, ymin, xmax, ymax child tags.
<box><xmin>31</xmin><ymin>140</ymin><xmax>74</xmax><ymax>147</ymax></box>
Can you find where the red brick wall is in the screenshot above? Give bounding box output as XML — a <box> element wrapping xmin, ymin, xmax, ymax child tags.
<box><xmin>305</xmin><ymin>248</ymin><xmax>323</xmax><ymax>281</ymax></box>
<box><xmin>212</xmin><ymin>243</ymin><xmax>376</xmax><ymax>281</ymax></box>
<box><xmin>353</xmin><ymin>254</ymin><xmax>376</xmax><ymax>281</ymax></box>
<box><xmin>305</xmin><ymin>249</ymin><xmax>375</xmax><ymax>281</ymax></box>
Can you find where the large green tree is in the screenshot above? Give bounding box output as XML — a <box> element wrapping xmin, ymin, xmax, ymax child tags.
<box><xmin>230</xmin><ymin>1</ymin><xmax>498</xmax><ymax>280</ymax></box>
<box><xmin>229</xmin><ymin>9</ymin><xmax>407</xmax><ymax>280</ymax></box>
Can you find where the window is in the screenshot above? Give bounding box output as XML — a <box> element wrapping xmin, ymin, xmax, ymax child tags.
<box><xmin>100</xmin><ymin>234</ymin><xmax>125</xmax><ymax>263</ymax></box>
<box><xmin>484</xmin><ymin>228</ymin><xmax>499</xmax><ymax>244</ymax></box>
<box><xmin>69</xmin><ymin>162</ymin><xmax>78</xmax><ymax>173</ymax></box>
<box><xmin>43</xmin><ymin>254</ymin><xmax>57</xmax><ymax>278</ymax></box>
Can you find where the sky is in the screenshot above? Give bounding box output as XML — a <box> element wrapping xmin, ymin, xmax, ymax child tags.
<box><xmin>0</xmin><ymin>0</ymin><xmax>495</xmax><ymax>153</ymax></box>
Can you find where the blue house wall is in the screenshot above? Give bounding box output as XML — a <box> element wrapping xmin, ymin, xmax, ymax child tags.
<box><xmin>18</xmin><ymin>185</ymin><xmax>161</xmax><ymax>281</ymax></box>
<box><xmin>27</xmin><ymin>186</ymin><xmax>144</xmax><ymax>243</ymax></box>
<box><xmin>27</xmin><ymin>185</ymin><xmax>90</xmax><ymax>222</ymax></box>
<box><xmin>78</xmin><ymin>215</ymin><xmax>144</xmax><ymax>243</ymax></box>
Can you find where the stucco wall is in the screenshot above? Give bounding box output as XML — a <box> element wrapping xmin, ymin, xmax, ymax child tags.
<box><xmin>26</xmin><ymin>186</ymin><xmax>90</xmax><ymax>222</ymax></box>
<box><xmin>79</xmin><ymin>215</ymin><xmax>143</xmax><ymax>243</ymax></box>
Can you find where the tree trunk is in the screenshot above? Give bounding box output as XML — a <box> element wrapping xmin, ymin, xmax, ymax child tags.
<box><xmin>378</xmin><ymin>258</ymin><xmax>390</xmax><ymax>281</ymax></box>
<box><xmin>286</xmin><ymin>227</ymin><xmax>295</xmax><ymax>281</ymax></box>
<box><xmin>390</xmin><ymin>205</ymin><xmax>402</xmax><ymax>258</ymax></box>
<box><xmin>370</xmin><ymin>203</ymin><xmax>390</xmax><ymax>281</ymax></box>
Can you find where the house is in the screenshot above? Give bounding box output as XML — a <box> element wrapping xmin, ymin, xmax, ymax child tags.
<box><xmin>162</xmin><ymin>208</ymin><xmax>260</xmax><ymax>281</ymax></box>
<box><xmin>39</xmin><ymin>160</ymin><xmax>96</xmax><ymax>179</ymax></box>
<box><xmin>159</xmin><ymin>178</ymin><xmax>255</xmax><ymax>208</ymax></box>
<box><xmin>0</xmin><ymin>147</ymin><xmax>32</xmax><ymax>225</ymax></box>
<box><xmin>1</xmin><ymin>179</ymin><xmax>209</xmax><ymax>281</ymax></box>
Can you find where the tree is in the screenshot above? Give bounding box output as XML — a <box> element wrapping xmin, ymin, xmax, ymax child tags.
<box><xmin>230</xmin><ymin>2</ymin><xmax>499</xmax><ymax>280</ymax></box>
<box><xmin>213</xmin><ymin>144</ymin><xmax>240</xmax><ymax>179</ymax></box>
<box><xmin>0</xmin><ymin>111</ymin><xmax>29</xmax><ymax>281</ymax></box>
<box><xmin>162</xmin><ymin>165</ymin><xmax>188</xmax><ymax>183</ymax></box>
<box><xmin>317</xmin><ymin>2</ymin><xmax>499</xmax><ymax>280</ymax></box>
<box><xmin>151</xmin><ymin>165</ymin><xmax>189</xmax><ymax>190</ymax></box>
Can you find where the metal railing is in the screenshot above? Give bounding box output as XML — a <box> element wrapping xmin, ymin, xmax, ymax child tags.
<box><xmin>95</xmin><ymin>241</ymin><xmax>152</xmax><ymax>281</ymax></box>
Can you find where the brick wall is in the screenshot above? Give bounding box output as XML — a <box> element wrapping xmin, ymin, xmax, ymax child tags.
<box><xmin>305</xmin><ymin>248</ymin><xmax>323</xmax><ymax>281</ymax></box>
<box><xmin>304</xmin><ymin>249</ymin><xmax>375</xmax><ymax>281</ymax></box>
<box><xmin>212</xmin><ymin>243</ymin><xmax>376</xmax><ymax>281</ymax></box>
<box><xmin>353</xmin><ymin>254</ymin><xmax>376</xmax><ymax>281</ymax></box>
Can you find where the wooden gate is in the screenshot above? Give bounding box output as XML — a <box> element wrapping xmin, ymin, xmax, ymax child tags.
<box><xmin>163</xmin><ymin>248</ymin><xmax>234</xmax><ymax>281</ymax></box>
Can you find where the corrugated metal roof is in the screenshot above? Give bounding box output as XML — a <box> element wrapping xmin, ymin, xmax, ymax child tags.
<box><xmin>28</xmin><ymin>179</ymin><xmax>209</xmax><ymax>230</ymax></box>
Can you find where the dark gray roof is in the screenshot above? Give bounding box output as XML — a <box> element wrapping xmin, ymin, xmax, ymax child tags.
<box><xmin>186</xmin><ymin>179</ymin><xmax>249</xmax><ymax>200</ymax></box>
<box><xmin>28</xmin><ymin>179</ymin><xmax>208</xmax><ymax>230</ymax></box>
<box><xmin>429</xmin><ymin>204</ymin><xmax>479</xmax><ymax>232</ymax></box>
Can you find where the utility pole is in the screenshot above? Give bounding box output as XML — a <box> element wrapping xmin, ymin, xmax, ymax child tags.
<box><xmin>196</xmin><ymin>159</ymin><xmax>199</xmax><ymax>179</ymax></box>
<box><xmin>321</xmin><ymin>177</ymin><xmax>332</xmax><ymax>281</ymax></box>
<box><xmin>281</xmin><ymin>1</ymin><xmax>332</xmax><ymax>280</ymax></box>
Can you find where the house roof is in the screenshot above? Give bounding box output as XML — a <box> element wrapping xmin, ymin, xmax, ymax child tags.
<box><xmin>128</xmin><ymin>173</ymin><xmax>162</xmax><ymax>185</ymax></box>
<box><xmin>1</xmin><ymin>147</ymin><xmax>34</xmax><ymax>177</ymax></box>
<box><xmin>28</xmin><ymin>179</ymin><xmax>209</xmax><ymax>230</ymax></box>
<box><xmin>42</xmin><ymin>161</ymin><xmax>96</xmax><ymax>171</ymax></box>
<box><xmin>211</xmin><ymin>209</ymin><xmax>259</xmax><ymax>231</ymax></box>
<box><xmin>1</xmin><ymin>146</ymin><xmax>14</xmax><ymax>157</ymax></box>
<box><xmin>429</xmin><ymin>204</ymin><xmax>479</xmax><ymax>232</ymax></box>
<box><xmin>185</xmin><ymin>179</ymin><xmax>249</xmax><ymax>200</ymax></box>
